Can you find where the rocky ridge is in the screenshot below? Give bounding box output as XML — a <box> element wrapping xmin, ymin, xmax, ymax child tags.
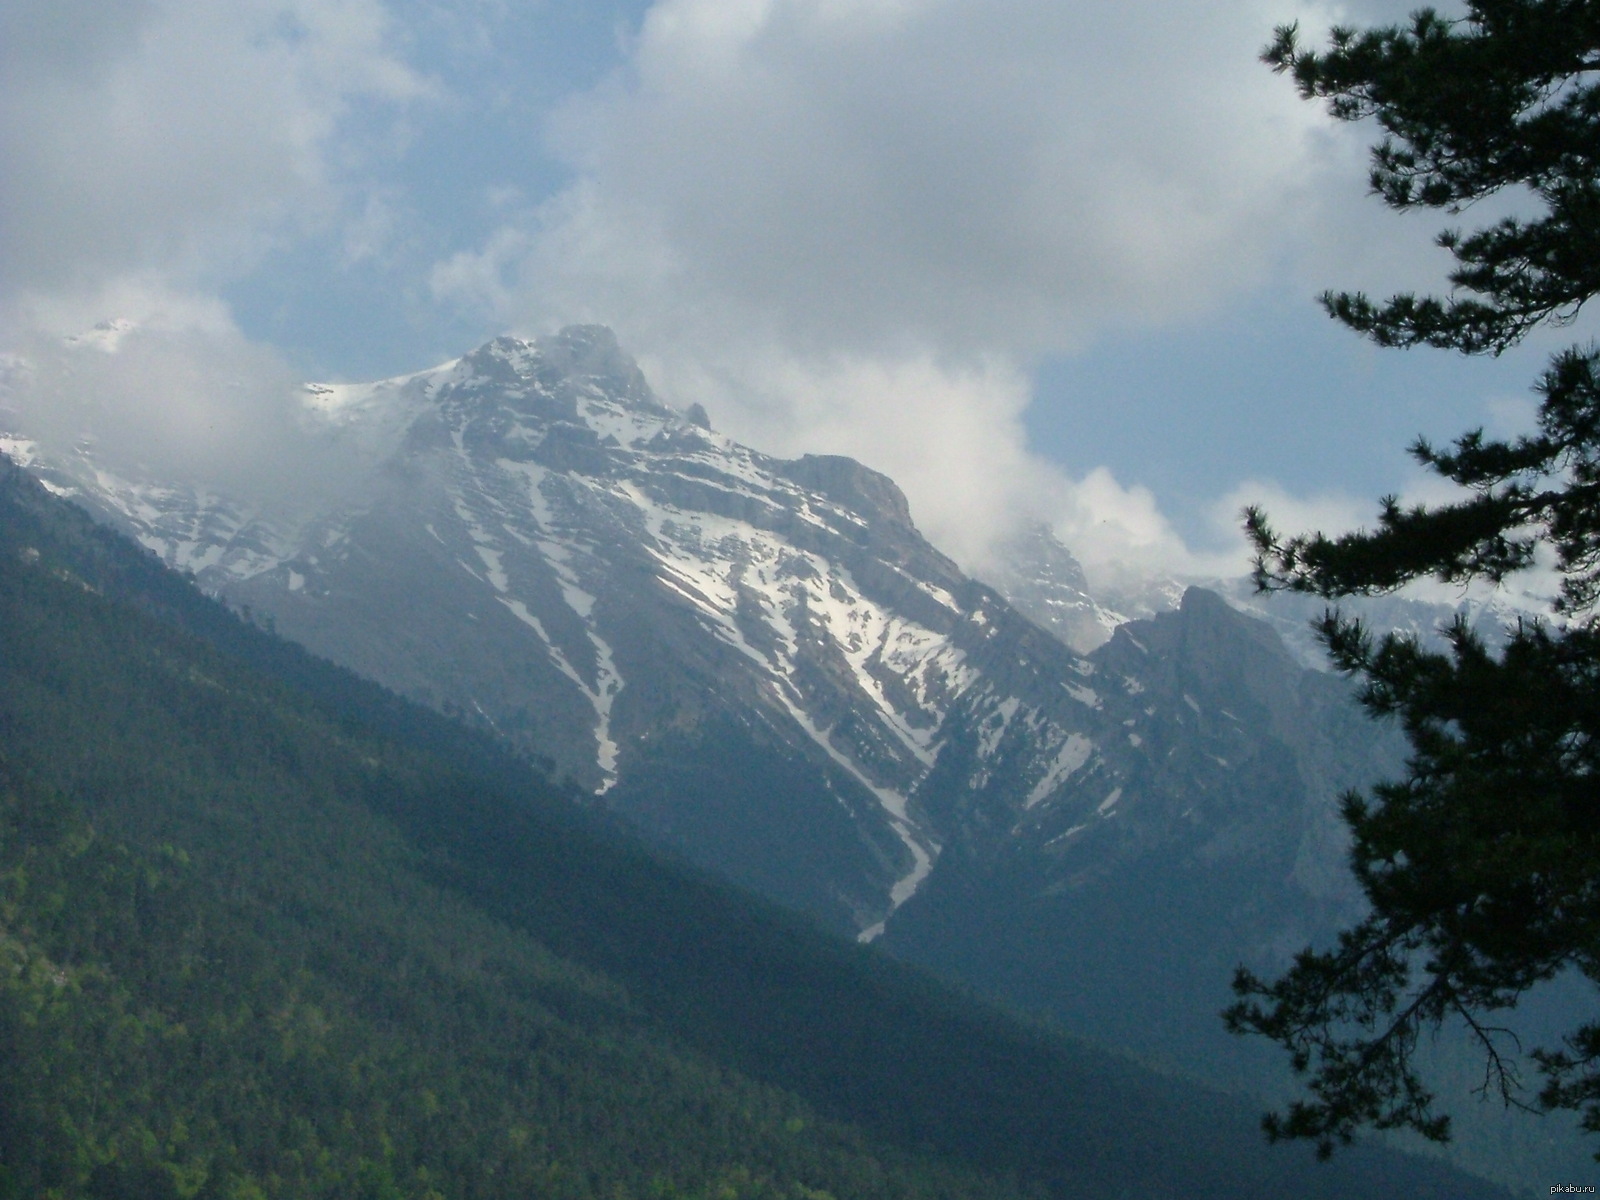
<box><xmin>1</xmin><ymin>328</ymin><xmax>1400</xmax><ymax>954</ymax></box>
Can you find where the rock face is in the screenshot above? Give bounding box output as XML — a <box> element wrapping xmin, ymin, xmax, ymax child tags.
<box><xmin>883</xmin><ymin>585</ymin><xmax>1403</xmax><ymax>1085</ymax></box>
<box><xmin>4</xmin><ymin>327</ymin><xmax>1393</xmax><ymax>962</ymax></box>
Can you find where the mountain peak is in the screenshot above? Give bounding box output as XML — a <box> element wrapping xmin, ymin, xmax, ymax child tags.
<box><xmin>457</xmin><ymin>327</ymin><xmax>664</xmax><ymax>414</ymax></box>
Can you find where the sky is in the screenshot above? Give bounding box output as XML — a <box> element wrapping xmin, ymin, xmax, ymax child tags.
<box><xmin>0</xmin><ymin>0</ymin><xmax>1582</xmax><ymax>584</ymax></box>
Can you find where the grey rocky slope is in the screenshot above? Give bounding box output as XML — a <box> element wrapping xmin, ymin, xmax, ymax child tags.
<box><xmin>6</xmin><ymin>328</ymin><xmax>1090</xmax><ymax>934</ymax></box>
<box><xmin>1</xmin><ymin>327</ymin><xmax>1380</xmax><ymax>955</ymax></box>
<box><xmin>884</xmin><ymin>585</ymin><xmax>1396</xmax><ymax>1082</ymax></box>
<box><xmin>975</xmin><ymin>529</ymin><xmax>1592</xmax><ymax>1190</ymax></box>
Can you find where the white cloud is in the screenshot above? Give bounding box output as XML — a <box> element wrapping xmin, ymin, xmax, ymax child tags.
<box><xmin>431</xmin><ymin>0</ymin><xmax>1429</xmax><ymax>574</ymax></box>
<box><xmin>520</xmin><ymin>0</ymin><xmax>1351</xmax><ymax>357</ymax></box>
<box><xmin>2</xmin><ymin>0</ymin><xmax>1484</xmax><ymax>590</ymax></box>
<box><xmin>0</xmin><ymin>0</ymin><xmax>436</xmax><ymax>508</ymax></box>
<box><xmin>1209</xmin><ymin>478</ymin><xmax>1373</xmax><ymax>554</ymax></box>
<box><xmin>0</xmin><ymin>320</ymin><xmax>367</xmax><ymax>512</ymax></box>
<box><xmin>0</xmin><ymin>0</ymin><xmax>429</xmax><ymax>335</ymax></box>
<box><xmin>1055</xmin><ymin>467</ymin><xmax>1224</xmax><ymax>587</ymax></box>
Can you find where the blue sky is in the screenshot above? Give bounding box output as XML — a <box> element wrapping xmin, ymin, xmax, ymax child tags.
<box><xmin>1</xmin><ymin>0</ymin><xmax>1576</xmax><ymax>581</ymax></box>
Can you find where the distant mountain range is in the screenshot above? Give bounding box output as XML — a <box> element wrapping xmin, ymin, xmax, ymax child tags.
<box><xmin>2</xmin><ymin>324</ymin><xmax>1585</xmax><ymax>1190</ymax></box>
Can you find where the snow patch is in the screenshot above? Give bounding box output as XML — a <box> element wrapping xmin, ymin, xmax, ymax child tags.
<box><xmin>0</xmin><ymin>436</ymin><xmax>38</xmax><ymax>467</ymax></box>
<box><xmin>1046</xmin><ymin>822</ymin><xmax>1088</xmax><ymax>847</ymax></box>
<box><xmin>976</xmin><ymin>697</ymin><xmax>1020</xmax><ymax>760</ymax></box>
<box><xmin>1064</xmin><ymin>682</ymin><xmax>1100</xmax><ymax>709</ymax></box>
<box><xmin>456</xmin><ymin>457</ymin><xmax>625</xmax><ymax>791</ymax></box>
<box><xmin>1025</xmin><ymin>734</ymin><xmax>1093</xmax><ymax>808</ymax></box>
<box><xmin>777</xmin><ymin>696</ymin><xmax>939</xmax><ymax>942</ymax></box>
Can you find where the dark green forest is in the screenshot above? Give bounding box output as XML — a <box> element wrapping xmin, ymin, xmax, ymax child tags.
<box><xmin>0</xmin><ymin>458</ymin><xmax>1508</xmax><ymax>1199</ymax></box>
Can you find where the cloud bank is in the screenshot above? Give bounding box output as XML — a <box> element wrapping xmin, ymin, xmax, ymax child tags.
<box><xmin>433</xmin><ymin>0</ymin><xmax>1367</xmax><ymax>575</ymax></box>
<box><xmin>3</xmin><ymin>0</ymin><xmax>1437</xmax><ymax>584</ymax></box>
<box><xmin>1</xmin><ymin>0</ymin><xmax>427</xmax><ymax>325</ymax></box>
<box><xmin>0</xmin><ymin>0</ymin><xmax>434</xmax><ymax>502</ymax></box>
<box><xmin>1</xmin><ymin>323</ymin><xmax>355</xmax><ymax>508</ymax></box>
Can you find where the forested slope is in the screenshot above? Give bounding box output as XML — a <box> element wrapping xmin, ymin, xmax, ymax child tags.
<box><xmin>0</xmin><ymin>458</ymin><xmax>1508</xmax><ymax>1199</ymax></box>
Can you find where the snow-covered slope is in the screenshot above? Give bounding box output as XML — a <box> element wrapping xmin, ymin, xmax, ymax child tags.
<box><xmin>0</xmin><ymin>327</ymin><xmax>1387</xmax><ymax>950</ymax></box>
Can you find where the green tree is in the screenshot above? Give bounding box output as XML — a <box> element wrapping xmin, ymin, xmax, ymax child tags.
<box><xmin>1224</xmin><ymin>0</ymin><xmax>1600</xmax><ymax>1158</ymax></box>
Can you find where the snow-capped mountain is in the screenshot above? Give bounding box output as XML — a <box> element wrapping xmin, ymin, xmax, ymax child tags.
<box><xmin>1</xmin><ymin>327</ymin><xmax>1387</xmax><ymax>952</ymax></box>
<box><xmin>7</xmin><ymin>323</ymin><xmax>1583</xmax><ymax>1188</ymax></box>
